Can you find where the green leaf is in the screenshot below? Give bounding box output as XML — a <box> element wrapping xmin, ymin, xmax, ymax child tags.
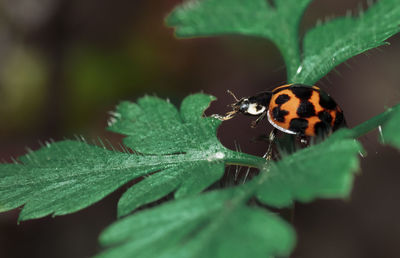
<box><xmin>167</xmin><ymin>0</ymin><xmax>400</xmax><ymax>85</ymax></box>
<box><xmin>166</xmin><ymin>0</ymin><xmax>312</xmax><ymax>80</ymax></box>
<box><xmin>0</xmin><ymin>141</ymin><xmax>143</xmax><ymax>220</ymax></box>
<box><xmin>109</xmin><ymin>93</ymin><xmax>264</xmax><ymax>217</ymax></box>
<box><xmin>97</xmin><ymin>189</ymin><xmax>295</xmax><ymax>258</ymax></box>
<box><xmin>290</xmin><ymin>0</ymin><xmax>400</xmax><ymax>84</ymax></box>
<box><xmin>109</xmin><ymin>94</ymin><xmax>217</xmax><ymax>154</ymax></box>
<box><xmin>256</xmin><ymin>134</ymin><xmax>362</xmax><ymax>207</ymax></box>
<box><xmin>117</xmin><ymin>163</ymin><xmax>225</xmax><ymax>217</ymax></box>
<box><xmin>381</xmin><ymin>105</ymin><xmax>400</xmax><ymax>149</ymax></box>
<box><xmin>0</xmin><ymin>94</ymin><xmax>264</xmax><ymax>220</ymax></box>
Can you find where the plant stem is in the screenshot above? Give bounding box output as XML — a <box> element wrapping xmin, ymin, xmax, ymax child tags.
<box><xmin>348</xmin><ymin>103</ymin><xmax>400</xmax><ymax>139</ymax></box>
<box><xmin>225</xmin><ymin>150</ymin><xmax>266</xmax><ymax>169</ymax></box>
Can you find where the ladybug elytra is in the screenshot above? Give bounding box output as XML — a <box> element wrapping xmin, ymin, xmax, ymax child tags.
<box><xmin>216</xmin><ymin>84</ymin><xmax>346</xmax><ymax>137</ymax></box>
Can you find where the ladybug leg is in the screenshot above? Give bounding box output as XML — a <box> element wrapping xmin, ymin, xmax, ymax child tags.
<box><xmin>211</xmin><ymin>110</ymin><xmax>238</xmax><ymax>121</ymax></box>
<box><xmin>251</xmin><ymin>111</ymin><xmax>267</xmax><ymax>128</ymax></box>
<box><xmin>263</xmin><ymin>128</ymin><xmax>278</xmax><ymax>160</ymax></box>
<box><xmin>300</xmin><ymin>137</ymin><xmax>308</xmax><ymax>145</ymax></box>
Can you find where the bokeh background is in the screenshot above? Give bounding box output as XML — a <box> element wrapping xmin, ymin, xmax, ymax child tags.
<box><xmin>0</xmin><ymin>0</ymin><xmax>400</xmax><ymax>257</ymax></box>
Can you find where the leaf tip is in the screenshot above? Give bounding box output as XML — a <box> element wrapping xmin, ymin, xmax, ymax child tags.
<box><xmin>116</xmin><ymin>209</ymin><xmax>127</xmax><ymax>219</ymax></box>
<box><xmin>165</xmin><ymin>0</ymin><xmax>204</xmax><ymax>38</ymax></box>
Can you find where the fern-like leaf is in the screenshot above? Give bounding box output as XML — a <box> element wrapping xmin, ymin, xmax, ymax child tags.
<box><xmin>0</xmin><ymin>94</ymin><xmax>264</xmax><ymax>221</ymax></box>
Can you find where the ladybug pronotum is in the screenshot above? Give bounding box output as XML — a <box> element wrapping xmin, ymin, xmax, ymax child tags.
<box><xmin>217</xmin><ymin>84</ymin><xmax>346</xmax><ymax>137</ymax></box>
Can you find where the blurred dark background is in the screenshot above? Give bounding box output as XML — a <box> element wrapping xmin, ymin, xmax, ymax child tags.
<box><xmin>0</xmin><ymin>0</ymin><xmax>399</xmax><ymax>257</ymax></box>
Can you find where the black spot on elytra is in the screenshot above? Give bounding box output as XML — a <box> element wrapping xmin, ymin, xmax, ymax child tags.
<box><xmin>333</xmin><ymin>111</ymin><xmax>346</xmax><ymax>131</ymax></box>
<box><xmin>319</xmin><ymin>91</ymin><xmax>337</xmax><ymax>110</ymax></box>
<box><xmin>318</xmin><ymin>111</ymin><xmax>333</xmax><ymax>124</ymax></box>
<box><xmin>275</xmin><ymin>94</ymin><xmax>290</xmax><ymax>105</ymax></box>
<box><xmin>290</xmin><ymin>86</ymin><xmax>313</xmax><ymax>100</ymax></box>
<box><xmin>272</xmin><ymin>106</ymin><xmax>289</xmax><ymax>122</ymax></box>
<box><xmin>289</xmin><ymin>118</ymin><xmax>308</xmax><ymax>135</ymax></box>
<box><xmin>297</xmin><ymin>101</ymin><xmax>316</xmax><ymax>117</ymax></box>
<box><xmin>314</xmin><ymin>122</ymin><xmax>330</xmax><ymax>136</ymax></box>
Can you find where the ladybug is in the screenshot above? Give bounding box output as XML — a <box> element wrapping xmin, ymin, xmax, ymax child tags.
<box><xmin>216</xmin><ymin>84</ymin><xmax>346</xmax><ymax>137</ymax></box>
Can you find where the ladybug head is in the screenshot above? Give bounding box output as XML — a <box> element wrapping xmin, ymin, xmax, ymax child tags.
<box><xmin>212</xmin><ymin>90</ymin><xmax>272</xmax><ymax>121</ymax></box>
<box><xmin>233</xmin><ymin>91</ymin><xmax>272</xmax><ymax>116</ymax></box>
<box><xmin>233</xmin><ymin>97</ymin><xmax>266</xmax><ymax>116</ymax></box>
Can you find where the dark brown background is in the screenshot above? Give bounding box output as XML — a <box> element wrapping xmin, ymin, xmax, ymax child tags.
<box><xmin>0</xmin><ymin>0</ymin><xmax>399</xmax><ymax>257</ymax></box>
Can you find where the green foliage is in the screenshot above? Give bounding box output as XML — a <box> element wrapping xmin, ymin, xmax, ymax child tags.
<box><xmin>0</xmin><ymin>140</ymin><xmax>141</xmax><ymax>220</ymax></box>
<box><xmin>0</xmin><ymin>94</ymin><xmax>264</xmax><ymax>221</ymax></box>
<box><xmin>108</xmin><ymin>94</ymin><xmax>264</xmax><ymax>217</ymax></box>
<box><xmin>256</xmin><ymin>136</ymin><xmax>361</xmax><ymax>207</ymax></box>
<box><xmin>167</xmin><ymin>0</ymin><xmax>400</xmax><ymax>84</ymax></box>
<box><xmin>167</xmin><ymin>0</ymin><xmax>312</xmax><ymax>80</ymax></box>
<box><xmin>0</xmin><ymin>93</ymin><xmax>368</xmax><ymax>257</ymax></box>
<box><xmin>97</xmin><ymin>124</ymin><xmax>362</xmax><ymax>258</ymax></box>
<box><xmin>336</xmin><ymin>103</ymin><xmax>400</xmax><ymax>144</ymax></box>
<box><xmin>97</xmin><ymin>190</ymin><xmax>295</xmax><ymax>258</ymax></box>
<box><xmin>292</xmin><ymin>0</ymin><xmax>400</xmax><ymax>84</ymax></box>
<box><xmin>380</xmin><ymin>105</ymin><xmax>400</xmax><ymax>149</ymax></box>
<box><xmin>99</xmin><ymin>102</ymin><xmax>400</xmax><ymax>258</ymax></box>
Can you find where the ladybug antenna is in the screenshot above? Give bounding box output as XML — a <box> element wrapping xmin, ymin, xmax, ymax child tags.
<box><xmin>211</xmin><ymin>90</ymin><xmax>242</xmax><ymax>121</ymax></box>
<box><xmin>226</xmin><ymin>90</ymin><xmax>240</xmax><ymax>102</ymax></box>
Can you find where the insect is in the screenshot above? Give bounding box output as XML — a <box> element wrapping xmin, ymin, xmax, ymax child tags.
<box><xmin>213</xmin><ymin>84</ymin><xmax>346</xmax><ymax>157</ymax></box>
